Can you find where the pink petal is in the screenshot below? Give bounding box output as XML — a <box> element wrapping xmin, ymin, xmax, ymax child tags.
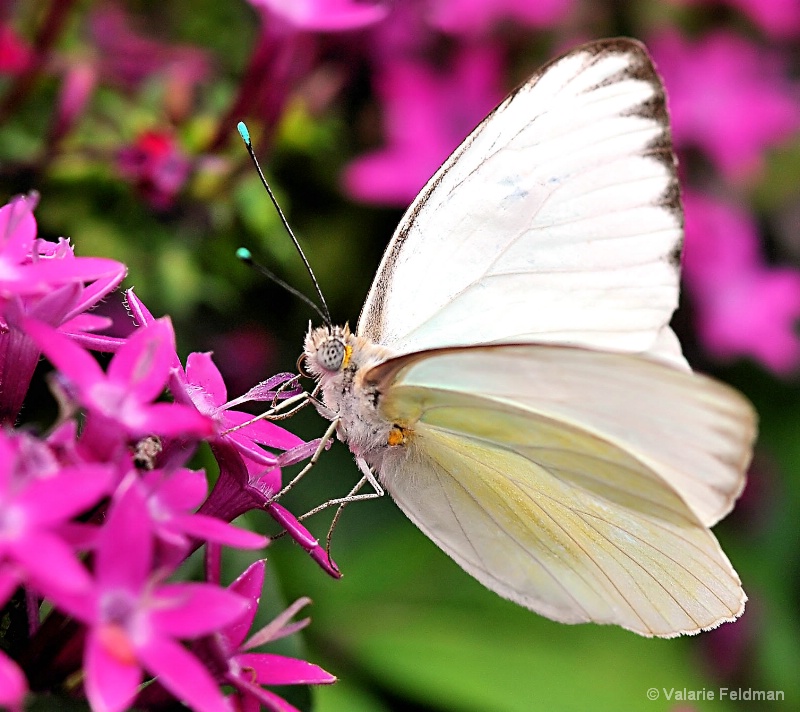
<box><xmin>225</xmin><ymin>429</ymin><xmax>280</xmax><ymax>467</ymax></box>
<box><xmin>252</xmin><ymin>0</ymin><xmax>388</xmax><ymax>30</ymax></box>
<box><xmin>230</xmin><ymin>677</ymin><xmax>303</xmax><ymax>712</ymax></box>
<box><xmin>26</xmin><ymin>281</ymin><xmax>82</xmax><ymax>325</ymax></box>
<box><xmin>186</xmin><ymin>352</ymin><xmax>227</xmax><ymax>403</ymax></box>
<box><xmin>64</xmin><ymin>331</ymin><xmax>127</xmax><ymax>353</ymax></box>
<box><xmin>140</xmin><ymin>403</ymin><xmax>214</xmax><ymax>438</ymax></box>
<box><xmin>60</xmin><ymin>313</ymin><xmax>113</xmax><ymax>334</ymax></box>
<box><xmin>107</xmin><ymin>318</ymin><xmax>175</xmax><ymax>401</ymax></box>
<box><xmin>22</xmin><ymin>318</ymin><xmax>104</xmax><ymax>391</ymax></box>
<box><xmin>65</xmin><ymin>263</ymin><xmax>127</xmax><ymax>321</ymax></box>
<box><xmin>146</xmin><ymin>467</ymin><xmax>208</xmax><ymax>510</ymax></box>
<box><xmin>19</xmin><ymin>465</ymin><xmax>112</xmax><ymax>525</ymax></box>
<box><xmin>21</xmin><ymin>257</ymin><xmax>126</xmax><ymax>288</ymax></box>
<box><xmin>225</xmin><ymin>560</ymin><xmax>266</xmax><ymax>648</ymax></box>
<box><xmin>137</xmin><ymin>636</ymin><xmax>228</xmax><ymax>712</ymax></box>
<box><xmin>96</xmin><ymin>481</ymin><xmax>152</xmax><ymax>592</ymax></box>
<box><xmin>175</xmin><ymin>513</ymin><xmax>268</xmax><ymax>549</ymax></box>
<box><xmin>265</xmin><ymin>503</ymin><xmax>317</xmax><ymax>548</ymax></box>
<box><xmin>0</xmin><ymin>196</ymin><xmax>37</xmax><ymax>263</ymax></box>
<box><xmin>267</xmin><ymin>503</ymin><xmax>341</xmax><ymax>578</ymax></box>
<box><xmin>124</xmin><ymin>288</ymin><xmax>156</xmax><ymax>327</ymax></box>
<box><xmin>237</xmin><ymin>652</ymin><xmax>336</xmax><ymax>685</ymax></box>
<box><xmin>150</xmin><ymin>583</ymin><xmax>249</xmax><ymax>637</ymax></box>
<box><xmin>223</xmin><ymin>411</ymin><xmax>305</xmax><ymax>450</ymax></box>
<box><xmin>12</xmin><ymin>531</ymin><xmax>92</xmax><ymax>596</ymax></box>
<box><xmin>85</xmin><ymin>628</ymin><xmax>143</xmax><ymax>712</ymax></box>
<box><xmin>0</xmin><ymin>651</ymin><xmax>27</xmax><ymax>712</ymax></box>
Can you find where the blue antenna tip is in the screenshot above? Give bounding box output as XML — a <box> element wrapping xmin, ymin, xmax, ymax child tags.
<box><xmin>236</xmin><ymin>247</ymin><xmax>252</xmax><ymax>261</ymax></box>
<box><xmin>237</xmin><ymin>121</ymin><xmax>251</xmax><ymax>146</ymax></box>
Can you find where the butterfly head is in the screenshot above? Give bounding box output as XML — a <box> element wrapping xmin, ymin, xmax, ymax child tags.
<box><xmin>302</xmin><ymin>323</ymin><xmax>353</xmax><ymax>379</ymax></box>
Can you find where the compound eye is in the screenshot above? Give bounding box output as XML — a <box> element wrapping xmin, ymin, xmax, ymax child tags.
<box><xmin>296</xmin><ymin>354</ymin><xmax>313</xmax><ymax>378</ymax></box>
<box><xmin>318</xmin><ymin>338</ymin><xmax>346</xmax><ymax>371</ymax></box>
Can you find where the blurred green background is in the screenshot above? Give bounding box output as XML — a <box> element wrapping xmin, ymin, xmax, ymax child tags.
<box><xmin>2</xmin><ymin>0</ymin><xmax>800</xmax><ymax>710</ymax></box>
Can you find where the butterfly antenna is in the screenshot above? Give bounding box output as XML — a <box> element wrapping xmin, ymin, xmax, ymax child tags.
<box><xmin>236</xmin><ymin>248</ymin><xmax>329</xmax><ymax>324</ymax></box>
<box><xmin>237</xmin><ymin>121</ymin><xmax>332</xmax><ymax>326</ymax></box>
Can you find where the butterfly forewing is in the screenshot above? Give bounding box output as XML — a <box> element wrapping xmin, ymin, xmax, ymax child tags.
<box><xmin>357</xmin><ymin>39</ymin><xmax>684</xmax><ymax>365</ymax></box>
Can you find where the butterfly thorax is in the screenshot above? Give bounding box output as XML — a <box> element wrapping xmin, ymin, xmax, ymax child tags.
<box><xmin>303</xmin><ymin>324</ymin><xmax>401</xmax><ymax>462</ymax></box>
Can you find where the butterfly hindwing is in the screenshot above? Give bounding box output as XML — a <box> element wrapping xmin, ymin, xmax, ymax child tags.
<box><xmin>364</xmin><ymin>344</ymin><xmax>755</xmax><ymax>635</ymax></box>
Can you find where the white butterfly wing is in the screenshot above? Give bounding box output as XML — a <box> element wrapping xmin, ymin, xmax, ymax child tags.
<box><xmin>364</xmin><ymin>345</ymin><xmax>755</xmax><ymax>635</ymax></box>
<box><xmin>357</xmin><ymin>39</ymin><xmax>685</xmax><ymax>367</ymax></box>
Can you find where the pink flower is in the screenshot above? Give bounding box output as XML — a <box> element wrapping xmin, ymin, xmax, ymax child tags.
<box><xmin>135</xmin><ymin>467</ymin><xmax>267</xmax><ymax>568</ymax></box>
<box><xmin>200</xmin><ymin>439</ymin><xmax>342</xmax><ymax>579</ymax></box>
<box><xmin>0</xmin><ymin>431</ymin><xmax>113</xmax><ymax>603</ymax></box>
<box><xmin>59</xmin><ymin>482</ymin><xmax>249</xmax><ymax>712</ymax></box>
<box><xmin>683</xmin><ymin>190</ymin><xmax>800</xmax><ymax>373</ymax></box>
<box><xmin>248</xmin><ymin>0</ymin><xmax>388</xmax><ymax>31</ymax></box>
<box><xmin>0</xmin><ymin>24</ymin><xmax>32</xmax><ymax>76</ymax></box>
<box><xmin>196</xmin><ymin>559</ymin><xmax>335</xmax><ymax>712</ymax></box>
<box><xmin>49</xmin><ymin>63</ymin><xmax>97</xmax><ymax>144</ymax></box>
<box><xmin>668</xmin><ymin>0</ymin><xmax>800</xmax><ymax>39</ymax></box>
<box><xmin>651</xmin><ymin>31</ymin><xmax>800</xmax><ymax>178</ymax></box>
<box><xmin>117</xmin><ymin>130</ymin><xmax>192</xmax><ymax>210</ymax></box>
<box><xmin>23</xmin><ymin>317</ymin><xmax>214</xmax><ymax>459</ymax></box>
<box><xmin>343</xmin><ymin>43</ymin><xmax>505</xmax><ymax>206</ymax></box>
<box><xmin>0</xmin><ymin>651</ymin><xmax>26</xmax><ymax>712</ymax></box>
<box><xmin>89</xmin><ymin>4</ymin><xmax>209</xmax><ymax>91</ymax></box>
<box><xmin>179</xmin><ymin>351</ymin><xmax>304</xmax><ymax>470</ymax></box>
<box><xmin>0</xmin><ymin>194</ymin><xmax>126</xmax><ymax>423</ymax></box>
<box><xmin>0</xmin><ymin>195</ymin><xmax>125</xmax><ymax>302</ymax></box>
<box><xmin>0</xmin><ymin>193</ymin><xmax>336</xmax><ymax>712</ymax></box>
<box><xmin>428</xmin><ymin>0</ymin><xmax>573</xmax><ymax>34</ymax></box>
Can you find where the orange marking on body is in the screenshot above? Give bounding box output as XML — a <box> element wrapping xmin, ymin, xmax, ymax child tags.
<box><xmin>387</xmin><ymin>426</ymin><xmax>407</xmax><ymax>446</ymax></box>
<box><xmin>342</xmin><ymin>344</ymin><xmax>353</xmax><ymax>368</ymax></box>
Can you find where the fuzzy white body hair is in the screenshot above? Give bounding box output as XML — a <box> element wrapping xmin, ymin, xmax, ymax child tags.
<box><xmin>303</xmin><ymin>324</ymin><xmax>404</xmax><ymax>472</ymax></box>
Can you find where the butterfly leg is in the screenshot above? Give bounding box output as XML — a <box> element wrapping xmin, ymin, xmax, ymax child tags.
<box><xmin>296</xmin><ymin>456</ymin><xmax>384</xmax><ymax>524</ymax></box>
<box><xmin>220</xmin><ymin>391</ymin><xmax>312</xmax><ymax>437</ymax></box>
<box><xmin>291</xmin><ymin>457</ymin><xmax>384</xmax><ymax>559</ymax></box>
<box><xmin>324</xmin><ymin>458</ymin><xmax>384</xmax><ymax>554</ymax></box>
<box><xmin>268</xmin><ymin>417</ymin><xmax>339</xmax><ymax>502</ymax></box>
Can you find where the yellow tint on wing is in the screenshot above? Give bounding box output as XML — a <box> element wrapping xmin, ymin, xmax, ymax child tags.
<box><xmin>377</xmin><ymin>375</ymin><xmax>746</xmax><ymax>637</ymax></box>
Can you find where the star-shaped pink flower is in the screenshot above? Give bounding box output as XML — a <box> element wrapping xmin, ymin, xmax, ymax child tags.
<box><xmin>651</xmin><ymin>31</ymin><xmax>800</xmax><ymax>178</ymax></box>
<box><xmin>683</xmin><ymin>190</ymin><xmax>800</xmax><ymax>373</ymax></box>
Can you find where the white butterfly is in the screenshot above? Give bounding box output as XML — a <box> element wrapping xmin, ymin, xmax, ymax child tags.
<box><xmin>302</xmin><ymin>38</ymin><xmax>756</xmax><ymax>637</ymax></box>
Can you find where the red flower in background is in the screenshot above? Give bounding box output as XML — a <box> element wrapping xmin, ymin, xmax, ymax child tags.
<box><xmin>117</xmin><ymin>130</ymin><xmax>192</xmax><ymax>210</ymax></box>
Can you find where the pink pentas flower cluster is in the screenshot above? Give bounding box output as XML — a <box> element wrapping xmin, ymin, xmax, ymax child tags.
<box><xmin>646</xmin><ymin>25</ymin><xmax>800</xmax><ymax>374</ymax></box>
<box><xmin>682</xmin><ymin>191</ymin><xmax>800</xmax><ymax>374</ymax></box>
<box><xmin>343</xmin><ymin>43</ymin><xmax>506</xmax><ymax>205</ymax></box>
<box><xmin>0</xmin><ymin>195</ymin><xmax>336</xmax><ymax>711</ymax></box>
<box><xmin>342</xmin><ymin>0</ymin><xmax>572</xmax><ymax>206</ymax></box>
<box><xmin>428</xmin><ymin>0</ymin><xmax>575</xmax><ymax>35</ymax></box>
<box><xmin>651</xmin><ymin>31</ymin><xmax>800</xmax><ymax>180</ymax></box>
<box><xmin>668</xmin><ymin>0</ymin><xmax>800</xmax><ymax>38</ymax></box>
